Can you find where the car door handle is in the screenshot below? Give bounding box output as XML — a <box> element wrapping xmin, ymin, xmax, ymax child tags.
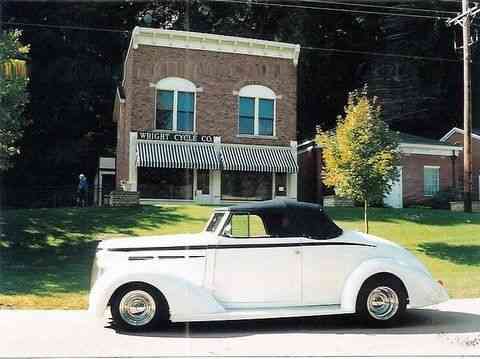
<box><xmin>294</xmin><ymin>249</ymin><xmax>301</xmax><ymax>255</ymax></box>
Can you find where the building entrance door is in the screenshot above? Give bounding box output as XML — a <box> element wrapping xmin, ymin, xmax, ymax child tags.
<box><xmin>384</xmin><ymin>166</ymin><xmax>403</xmax><ymax>208</ymax></box>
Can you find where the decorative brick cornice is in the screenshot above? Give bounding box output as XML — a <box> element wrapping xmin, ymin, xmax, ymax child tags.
<box><xmin>130</xmin><ymin>27</ymin><xmax>301</xmax><ymax>66</ymax></box>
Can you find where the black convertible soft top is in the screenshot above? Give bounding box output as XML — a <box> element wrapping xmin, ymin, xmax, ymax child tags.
<box><xmin>224</xmin><ymin>199</ymin><xmax>343</xmax><ymax>240</ymax></box>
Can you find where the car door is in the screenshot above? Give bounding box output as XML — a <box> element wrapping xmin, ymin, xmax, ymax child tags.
<box><xmin>212</xmin><ymin>212</ymin><xmax>302</xmax><ymax>308</ymax></box>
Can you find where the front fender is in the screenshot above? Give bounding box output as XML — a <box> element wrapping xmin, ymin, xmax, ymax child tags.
<box><xmin>88</xmin><ymin>270</ymin><xmax>225</xmax><ymax>320</ymax></box>
<box><xmin>340</xmin><ymin>258</ymin><xmax>449</xmax><ymax>312</ymax></box>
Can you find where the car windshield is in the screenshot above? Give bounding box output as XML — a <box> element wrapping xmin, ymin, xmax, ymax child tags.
<box><xmin>205</xmin><ymin>212</ymin><xmax>225</xmax><ymax>232</ymax></box>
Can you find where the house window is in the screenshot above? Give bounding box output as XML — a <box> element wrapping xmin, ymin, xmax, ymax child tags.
<box><xmin>238</xmin><ymin>85</ymin><xmax>276</xmax><ymax>137</ymax></box>
<box><xmin>138</xmin><ymin>167</ymin><xmax>193</xmax><ymax>200</ymax></box>
<box><xmin>424</xmin><ymin>166</ymin><xmax>440</xmax><ymax>196</ymax></box>
<box><xmin>221</xmin><ymin>171</ymin><xmax>273</xmax><ymax>201</ymax></box>
<box><xmin>156</xmin><ymin>90</ymin><xmax>174</xmax><ymax>130</ymax></box>
<box><xmin>155</xmin><ymin>77</ymin><xmax>196</xmax><ymax>132</ymax></box>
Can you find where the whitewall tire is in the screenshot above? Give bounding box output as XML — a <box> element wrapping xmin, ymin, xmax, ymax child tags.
<box><xmin>111</xmin><ymin>283</ymin><xmax>169</xmax><ymax>331</ymax></box>
<box><xmin>356</xmin><ymin>274</ymin><xmax>407</xmax><ymax>327</ymax></box>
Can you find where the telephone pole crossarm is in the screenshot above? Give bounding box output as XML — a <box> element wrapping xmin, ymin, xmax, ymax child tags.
<box><xmin>447</xmin><ymin>3</ymin><xmax>480</xmax><ymax>26</ymax></box>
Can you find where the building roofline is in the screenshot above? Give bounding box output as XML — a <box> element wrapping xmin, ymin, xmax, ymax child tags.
<box><xmin>398</xmin><ymin>142</ymin><xmax>461</xmax><ymax>151</ymax></box>
<box><xmin>298</xmin><ymin>136</ymin><xmax>461</xmax><ymax>150</ymax></box>
<box><xmin>116</xmin><ymin>86</ymin><xmax>126</xmax><ymax>103</ymax></box>
<box><xmin>129</xmin><ymin>27</ymin><xmax>300</xmax><ymax>65</ymax></box>
<box><xmin>440</xmin><ymin>127</ymin><xmax>480</xmax><ymax>142</ymax></box>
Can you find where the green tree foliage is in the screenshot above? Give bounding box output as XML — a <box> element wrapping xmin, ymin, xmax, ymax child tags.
<box><xmin>318</xmin><ymin>87</ymin><xmax>399</xmax><ymax>233</ymax></box>
<box><xmin>0</xmin><ymin>30</ymin><xmax>29</xmax><ymax>170</ymax></box>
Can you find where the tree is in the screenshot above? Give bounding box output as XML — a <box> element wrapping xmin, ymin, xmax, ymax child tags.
<box><xmin>318</xmin><ymin>87</ymin><xmax>400</xmax><ymax>233</ymax></box>
<box><xmin>0</xmin><ymin>30</ymin><xmax>29</xmax><ymax>170</ymax></box>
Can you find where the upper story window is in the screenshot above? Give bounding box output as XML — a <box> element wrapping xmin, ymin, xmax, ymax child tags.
<box><xmin>238</xmin><ymin>85</ymin><xmax>276</xmax><ymax>137</ymax></box>
<box><xmin>155</xmin><ymin>77</ymin><xmax>196</xmax><ymax>132</ymax></box>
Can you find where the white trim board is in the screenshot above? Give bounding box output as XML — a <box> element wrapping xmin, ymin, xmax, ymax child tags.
<box><xmin>440</xmin><ymin>127</ymin><xmax>480</xmax><ymax>142</ymax></box>
<box><xmin>399</xmin><ymin>143</ymin><xmax>461</xmax><ymax>156</ymax></box>
<box><xmin>131</xmin><ymin>27</ymin><xmax>301</xmax><ymax>66</ymax></box>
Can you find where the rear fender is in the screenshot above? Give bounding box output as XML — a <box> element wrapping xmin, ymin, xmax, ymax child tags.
<box><xmin>340</xmin><ymin>258</ymin><xmax>412</xmax><ymax>312</ymax></box>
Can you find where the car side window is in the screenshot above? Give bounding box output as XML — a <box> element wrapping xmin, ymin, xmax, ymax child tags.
<box><xmin>222</xmin><ymin>214</ymin><xmax>268</xmax><ymax>238</ymax></box>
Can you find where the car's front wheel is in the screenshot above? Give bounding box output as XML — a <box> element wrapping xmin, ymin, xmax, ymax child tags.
<box><xmin>111</xmin><ymin>283</ymin><xmax>169</xmax><ymax>331</ymax></box>
<box><xmin>356</xmin><ymin>274</ymin><xmax>407</xmax><ymax>327</ymax></box>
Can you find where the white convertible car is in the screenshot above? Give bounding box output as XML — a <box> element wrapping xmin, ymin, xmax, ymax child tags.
<box><xmin>89</xmin><ymin>199</ymin><xmax>448</xmax><ymax>330</ymax></box>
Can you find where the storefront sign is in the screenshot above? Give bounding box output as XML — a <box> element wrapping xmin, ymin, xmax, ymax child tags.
<box><xmin>137</xmin><ymin>131</ymin><xmax>216</xmax><ymax>143</ymax></box>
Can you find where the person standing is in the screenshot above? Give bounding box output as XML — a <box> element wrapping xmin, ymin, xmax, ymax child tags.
<box><xmin>77</xmin><ymin>174</ymin><xmax>88</xmax><ymax>207</ymax></box>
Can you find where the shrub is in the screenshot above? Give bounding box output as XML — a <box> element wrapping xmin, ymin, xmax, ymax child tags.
<box><xmin>430</xmin><ymin>188</ymin><xmax>462</xmax><ymax>209</ymax></box>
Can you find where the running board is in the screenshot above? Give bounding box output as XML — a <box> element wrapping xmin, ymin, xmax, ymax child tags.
<box><xmin>171</xmin><ymin>305</ymin><xmax>354</xmax><ymax>322</ymax></box>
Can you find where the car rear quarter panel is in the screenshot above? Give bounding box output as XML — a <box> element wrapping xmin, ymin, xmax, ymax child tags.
<box><xmin>340</xmin><ymin>258</ymin><xmax>448</xmax><ymax>312</ymax></box>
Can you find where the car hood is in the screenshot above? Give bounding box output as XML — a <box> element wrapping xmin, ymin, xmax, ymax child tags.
<box><xmin>98</xmin><ymin>233</ymin><xmax>215</xmax><ymax>251</ymax></box>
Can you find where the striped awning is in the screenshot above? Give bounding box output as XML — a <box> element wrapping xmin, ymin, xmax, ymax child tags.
<box><xmin>137</xmin><ymin>141</ymin><xmax>220</xmax><ymax>170</ymax></box>
<box><xmin>221</xmin><ymin>145</ymin><xmax>298</xmax><ymax>173</ymax></box>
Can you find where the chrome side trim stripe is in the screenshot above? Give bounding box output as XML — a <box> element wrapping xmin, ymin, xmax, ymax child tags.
<box><xmin>113</xmin><ymin>242</ymin><xmax>375</xmax><ymax>252</ymax></box>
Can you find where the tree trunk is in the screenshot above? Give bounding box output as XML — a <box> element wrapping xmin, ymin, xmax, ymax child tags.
<box><xmin>364</xmin><ymin>199</ymin><xmax>369</xmax><ymax>234</ymax></box>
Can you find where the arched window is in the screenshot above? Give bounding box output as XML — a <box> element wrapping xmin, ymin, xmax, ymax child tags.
<box><xmin>238</xmin><ymin>85</ymin><xmax>276</xmax><ymax>137</ymax></box>
<box><xmin>155</xmin><ymin>77</ymin><xmax>196</xmax><ymax>132</ymax></box>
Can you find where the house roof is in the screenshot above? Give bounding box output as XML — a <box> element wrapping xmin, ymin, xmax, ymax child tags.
<box><xmin>299</xmin><ymin>132</ymin><xmax>460</xmax><ymax>149</ymax></box>
<box><xmin>298</xmin><ymin>131</ymin><xmax>461</xmax><ymax>157</ymax></box>
<box><xmin>440</xmin><ymin>127</ymin><xmax>480</xmax><ymax>142</ymax></box>
<box><xmin>398</xmin><ymin>132</ymin><xmax>455</xmax><ymax>147</ymax></box>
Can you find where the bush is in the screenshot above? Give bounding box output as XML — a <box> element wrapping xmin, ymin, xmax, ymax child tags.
<box><xmin>430</xmin><ymin>188</ymin><xmax>462</xmax><ymax>209</ymax></box>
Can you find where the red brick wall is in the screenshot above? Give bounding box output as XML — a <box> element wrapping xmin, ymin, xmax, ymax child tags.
<box><xmin>399</xmin><ymin>153</ymin><xmax>459</xmax><ymax>205</ymax></box>
<box><xmin>116</xmin><ymin>44</ymin><xmax>297</xmax><ymax>189</ymax></box>
<box><xmin>444</xmin><ymin>132</ymin><xmax>480</xmax><ymax>199</ymax></box>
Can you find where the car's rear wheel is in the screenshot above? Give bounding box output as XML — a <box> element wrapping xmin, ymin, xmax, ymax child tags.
<box><xmin>111</xmin><ymin>283</ymin><xmax>169</xmax><ymax>331</ymax></box>
<box><xmin>356</xmin><ymin>274</ymin><xmax>407</xmax><ymax>327</ymax></box>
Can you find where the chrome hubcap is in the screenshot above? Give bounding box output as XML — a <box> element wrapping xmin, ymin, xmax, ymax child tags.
<box><xmin>119</xmin><ymin>290</ymin><xmax>156</xmax><ymax>326</ymax></box>
<box><xmin>367</xmin><ymin>286</ymin><xmax>399</xmax><ymax>320</ymax></box>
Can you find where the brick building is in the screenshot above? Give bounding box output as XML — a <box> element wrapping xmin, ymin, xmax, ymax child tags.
<box><xmin>113</xmin><ymin>27</ymin><xmax>300</xmax><ymax>203</ymax></box>
<box><xmin>298</xmin><ymin>133</ymin><xmax>462</xmax><ymax>208</ymax></box>
<box><xmin>391</xmin><ymin>133</ymin><xmax>462</xmax><ymax>207</ymax></box>
<box><xmin>440</xmin><ymin>127</ymin><xmax>480</xmax><ymax>200</ymax></box>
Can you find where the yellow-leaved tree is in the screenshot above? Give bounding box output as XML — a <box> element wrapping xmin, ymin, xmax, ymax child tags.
<box><xmin>318</xmin><ymin>86</ymin><xmax>400</xmax><ymax>233</ymax></box>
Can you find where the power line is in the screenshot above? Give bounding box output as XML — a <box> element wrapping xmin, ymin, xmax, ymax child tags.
<box><xmin>295</xmin><ymin>0</ymin><xmax>457</xmax><ymax>15</ymax></box>
<box><xmin>4</xmin><ymin>19</ymin><xmax>465</xmax><ymax>63</ymax></box>
<box><xmin>3</xmin><ymin>21</ymin><xmax>130</xmax><ymax>33</ymax></box>
<box><xmin>213</xmin><ymin>0</ymin><xmax>451</xmax><ymax>19</ymax></box>
<box><xmin>303</xmin><ymin>45</ymin><xmax>462</xmax><ymax>62</ymax></box>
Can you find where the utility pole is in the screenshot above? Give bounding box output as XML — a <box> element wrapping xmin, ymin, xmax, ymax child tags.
<box><xmin>184</xmin><ymin>0</ymin><xmax>190</xmax><ymax>31</ymax></box>
<box><xmin>447</xmin><ymin>0</ymin><xmax>480</xmax><ymax>213</ymax></box>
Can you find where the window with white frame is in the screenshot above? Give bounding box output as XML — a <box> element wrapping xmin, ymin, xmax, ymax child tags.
<box><xmin>238</xmin><ymin>85</ymin><xmax>276</xmax><ymax>137</ymax></box>
<box><xmin>155</xmin><ymin>77</ymin><xmax>196</xmax><ymax>132</ymax></box>
<box><xmin>424</xmin><ymin>166</ymin><xmax>440</xmax><ymax>196</ymax></box>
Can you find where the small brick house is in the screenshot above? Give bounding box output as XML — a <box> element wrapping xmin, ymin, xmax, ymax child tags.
<box><xmin>440</xmin><ymin>127</ymin><xmax>480</xmax><ymax>200</ymax></box>
<box><xmin>298</xmin><ymin>133</ymin><xmax>462</xmax><ymax>208</ymax></box>
<box><xmin>113</xmin><ymin>27</ymin><xmax>301</xmax><ymax>204</ymax></box>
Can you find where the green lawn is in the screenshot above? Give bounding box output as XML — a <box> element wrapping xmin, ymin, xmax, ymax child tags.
<box><xmin>0</xmin><ymin>204</ymin><xmax>479</xmax><ymax>309</ymax></box>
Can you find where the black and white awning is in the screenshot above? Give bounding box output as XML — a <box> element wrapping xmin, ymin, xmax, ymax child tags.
<box><xmin>137</xmin><ymin>141</ymin><xmax>220</xmax><ymax>170</ymax></box>
<box><xmin>221</xmin><ymin>145</ymin><xmax>298</xmax><ymax>173</ymax></box>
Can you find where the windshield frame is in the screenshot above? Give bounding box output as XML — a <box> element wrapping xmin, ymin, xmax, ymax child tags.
<box><xmin>204</xmin><ymin>210</ymin><xmax>228</xmax><ymax>234</ymax></box>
